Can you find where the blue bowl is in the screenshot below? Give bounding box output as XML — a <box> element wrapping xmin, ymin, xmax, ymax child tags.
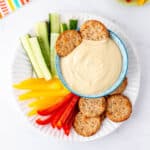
<box><xmin>56</xmin><ymin>30</ymin><xmax>128</xmax><ymax>98</ymax></box>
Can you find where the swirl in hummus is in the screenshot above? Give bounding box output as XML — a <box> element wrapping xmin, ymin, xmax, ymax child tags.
<box><xmin>60</xmin><ymin>38</ymin><xmax>122</xmax><ymax>95</ymax></box>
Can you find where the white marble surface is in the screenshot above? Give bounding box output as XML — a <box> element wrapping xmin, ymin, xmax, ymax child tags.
<box><xmin>0</xmin><ymin>0</ymin><xmax>150</xmax><ymax>150</ymax></box>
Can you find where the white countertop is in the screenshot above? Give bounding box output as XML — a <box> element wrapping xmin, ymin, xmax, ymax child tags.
<box><xmin>0</xmin><ymin>0</ymin><xmax>150</xmax><ymax>150</ymax></box>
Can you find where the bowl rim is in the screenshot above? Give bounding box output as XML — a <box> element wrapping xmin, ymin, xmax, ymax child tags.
<box><xmin>56</xmin><ymin>30</ymin><xmax>128</xmax><ymax>98</ymax></box>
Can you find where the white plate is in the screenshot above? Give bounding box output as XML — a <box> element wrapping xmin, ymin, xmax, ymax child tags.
<box><xmin>12</xmin><ymin>13</ymin><xmax>141</xmax><ymax>142</ymax></box>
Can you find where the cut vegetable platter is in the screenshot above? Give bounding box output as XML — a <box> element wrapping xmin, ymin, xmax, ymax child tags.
<box><xmin>12</xmin><ymin>13</ymin><xmax>140</xmax><ymax>142</ymax></box>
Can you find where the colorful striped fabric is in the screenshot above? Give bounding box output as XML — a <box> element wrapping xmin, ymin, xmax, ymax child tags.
<box><xmin>0</xmin><ymin>0</ymin><xmax>30</xmax><ymax>19</ymax></box>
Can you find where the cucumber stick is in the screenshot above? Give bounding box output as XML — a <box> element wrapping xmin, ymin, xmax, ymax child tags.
<box><xmin>60</xmin><ymin>23</ymin><xmax>68</xmax><ymax>33</ymax></box>
<box><xmin>69</xmin><ymin>19</ymin><xmax>78</xmax><ymax>30</ymax></box>
<box><xmin>50</xmin><ymin>33</ymin><xmax>59</xmax><ymax>77</ymax></box>
<box><xmin>20</xmin><ymin>35</ymin><xmax>43</xmax><ymax>78</ymax></box>
<box><xmin>50</xmin><ymin>13</ymin><xmax>60</xmax><ymax>77</ymax></box>
<box><xmin>29</xmin><ymin>37</ymin><xmax>52</xmax><ymax>80</ymax></box>
<box><xmin>35</xmin><ymin>22</ymin><xmax>50</xmax><ymax>69</ymax></box>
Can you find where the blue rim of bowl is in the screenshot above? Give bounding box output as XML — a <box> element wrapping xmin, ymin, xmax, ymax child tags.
<box><xmin>56</xmin><ymin>30</ymin><xmax>128</xmax><ymax>98</ymax></box>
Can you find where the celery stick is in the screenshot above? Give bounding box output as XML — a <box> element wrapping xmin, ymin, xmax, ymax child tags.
<box><xmin>50</xmin><ymin>13</ymin><xmax>60</xmax><ymax>33</ymax></box>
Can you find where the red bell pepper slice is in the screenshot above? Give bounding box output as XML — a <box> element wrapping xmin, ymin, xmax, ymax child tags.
<box><xmin>37</xmin><ymin>93</ymin><xmax>74</xmax><ymax>116</ymax></box>
<box><xmin>50</xmin><ymin>103</ymin><xmax>69</xmax><ymax>128</ymax></box>
<box><xmin>56</xmin><ymin>95</ymin><xmax>79</xmax><ymax>128</ymax></box>
<box><xmin>36</xmin><ymin>111</ymin><xmax>56</xmax><ymax>125</ymax></box>
<box><xmin>63</xmin><ymin>108</ymin><xmax>78</xmax><ymax>136</ymax></box>
<box><xmin>36</xmin><ymin>116</ymin><xmax>52</xmax><ymax>125</ymax></box>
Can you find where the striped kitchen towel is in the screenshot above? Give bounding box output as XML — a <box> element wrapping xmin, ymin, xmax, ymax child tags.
<box><xmin>0</xmin><ymin>0</ymin><xmax>30</xmax><ymax>19</ymax></box>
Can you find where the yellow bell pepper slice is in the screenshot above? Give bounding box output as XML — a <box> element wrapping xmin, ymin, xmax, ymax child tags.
<box><xmin>27</xmin><ymin>98</ymin><xmax>64</xmax><ymax>116</ymax></box>
<box><xmin>14</xmin><ymin>81</ymin><xmax>62</xmax><ymax>90</ymax></box>
<box><xmin>28</xmin><ymin>96</ymin><xmax>63</xmax><ymax>108</ymax></box>
<box><xmin>27</xmin><ymin>109</ymin><xmax>37</xmax><ymax>116</ymax></box>
<box><xmin>137</xmin><ymin>0</ymin><xmax>146</xmax><ymax>5</ymax></box>
<box><xmin>15</xmin><ymin>78</ymin><xmax>45</xmax><ymax>85</ymax></box>
<box><xmin>19</xmin><ymin>90</ymin><xmax>69</xmax><ymax>100</ymax></box>
<box><xmin>13</xmin><ymin>78</ymin><xmax>62</xmax><ymax>90</ymax></box>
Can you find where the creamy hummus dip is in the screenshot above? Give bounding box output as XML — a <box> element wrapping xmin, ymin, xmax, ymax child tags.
<box><xmin>60</xmin><ymin>39</ymin><xmax>122</xmax><ymax>95</ymax></box>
